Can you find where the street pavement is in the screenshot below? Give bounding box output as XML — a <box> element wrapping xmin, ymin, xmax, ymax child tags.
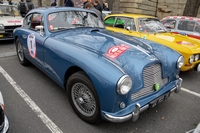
<box><xmin>0</xmin><ymin>41</ymin><xmax>200</xmax><ymax>133</ymax></box>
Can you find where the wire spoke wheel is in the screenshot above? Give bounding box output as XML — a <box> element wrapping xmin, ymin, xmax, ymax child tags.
<box><xmin>72</xmin><ymin>83</ymin><xmax>96</xmax><ymax>117</ymax></box>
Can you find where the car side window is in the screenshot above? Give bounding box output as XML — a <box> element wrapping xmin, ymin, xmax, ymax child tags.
<box><xmin>124</xmin><ymin>18</ymin><xmax>136</xmax><ymax>31</ymax></box>
<box><xmin>104</xmin><ymin>17</ymin><xmax>116</xmax><ymax>27</ymax></box>
<box><xmin>194</xmin><ymin>22</ymin><xmax>200</xmax><ymax>33</ymax></box>
<box><xmin>23</xmin><ymin>14</ymin><xmax>33</xmax><ymax>28</ymax></box>
<box><xmin>178</xmin><ymin>20</ymin><xmax>195</xmax><ymax>32</ymax></box>
<box><xmin>24</xmin><ymin>13</ymin><xmax>43</xmax><ymax>30</ymax></box>
<box><xmin>162</xmin><ymin>19</ymin><xmax>176</xmax><ymax>29</ymax></box>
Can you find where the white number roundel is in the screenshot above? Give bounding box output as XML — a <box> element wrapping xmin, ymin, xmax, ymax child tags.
<box><xmin>27</xmin><ymin>33</ymin><xmax>36</xmax><ymax>58</ymax></box>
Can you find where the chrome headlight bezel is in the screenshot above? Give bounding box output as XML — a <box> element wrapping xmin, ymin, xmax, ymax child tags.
<box><xmin>117</xmin><ymin>75</ymin><xmax>132</xmax><ymax>95</ymax></box>
<box><xmin>194</xmin><ymin>54</ymin><xmax>199</xmax><ymax>61</ymax></box>
<box><xmin>0</xmin><ymin>24</ymin><xmax>4</xmax><ymax>29</ymax></box>
<box><xmin>177</xmin><ymin>56</ymin><xmax>184</xmax><ymax>69</ymax></box>
<box><xmin>189</xmin><ymin>55</ymin><xmax>194</xmax><ymax>64</ymax></box>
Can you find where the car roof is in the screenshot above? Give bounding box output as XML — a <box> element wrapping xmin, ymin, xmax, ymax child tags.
<box><xmin>29</xmin><ymin>6</ymin><xmax>93</xmax><ymax>14</ymax></box>
<box><xmin>105</xmin><ymin>13</ymin><xmax>157</xmax><ymax>19</ymax></box>
<box><xmin>162</xmin><ymin>16</ymin><xmax>200</xmax><ymax>22</ymax></box>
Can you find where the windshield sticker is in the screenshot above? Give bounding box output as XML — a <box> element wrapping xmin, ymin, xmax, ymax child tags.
<box><xmin>7</xmin><ymin>20</ymin><xmax>21</xmax><ymax>23</ymax></box>
<box><xmin>49</xmin><ymin>25</ymin><xmax>54</xmax><ymax>31</ymax></box>
<box><xmin>176</xmin><ymin>41</ymin><xmax>194</xmax><ymax>46</ymax></box>
<box><xmin>27</xmin><ymin>33</ymin><xmax>36</xmax><ymax>58</ymax></box>
<box><xmin>105</xmin><ymin>44</ymin><xmax>130</xmax><ymax>59</ymax></box>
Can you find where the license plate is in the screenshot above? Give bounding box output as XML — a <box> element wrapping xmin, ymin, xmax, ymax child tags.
<box><xmin>150</xmin><ymin>92</ymin><xmax>171</xmax><ymax>108</ymax></box>
<box><xmin>0</xmin><ymin>35</ymin><xmax>3</xmax><ymax>38</ymax></box>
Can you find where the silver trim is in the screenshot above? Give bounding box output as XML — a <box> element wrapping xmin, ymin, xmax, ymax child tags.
<box><xmin>104</xmin><ymin>78</ymin><xmax>182</xmax><ymax>123</ymax></box>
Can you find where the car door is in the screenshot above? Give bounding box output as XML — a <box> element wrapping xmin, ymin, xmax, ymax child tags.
<box><xmin>22</xmin><ymin>12</ymin><xmax>48</xmax><ymax>70</ymax></box>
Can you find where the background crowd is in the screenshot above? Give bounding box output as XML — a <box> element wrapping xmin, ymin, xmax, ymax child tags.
<box><xmin>0</xmin><ymin>0</ymin><xmax>110</xmax><ymax>19</ymax></box>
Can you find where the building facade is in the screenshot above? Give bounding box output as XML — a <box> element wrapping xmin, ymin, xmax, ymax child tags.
<box><xmin>12</xmin><ymin>0</ymin><xmax>200</xmax><ymax>19</ymax></box>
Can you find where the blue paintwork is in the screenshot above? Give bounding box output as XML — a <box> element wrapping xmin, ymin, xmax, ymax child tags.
<box><xmin>13</xmin><ymin>7</ymin><xmax>181</xmax><ymax>121</ymax></box>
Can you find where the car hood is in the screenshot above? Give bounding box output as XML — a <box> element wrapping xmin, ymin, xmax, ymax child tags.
<box><xmin>54</xmin><ymin>29</ymin><xmax>177</xmax><ymax>76</ymax></box>
<box><xmin>0</xmin><ymin>16</ymin><xmax>23</xmax><ymax>26</ymax></box>
<box><xmin>145</xmin><ymin>32</ymin><xmax>200</xmax><ymax>53</ymax></box>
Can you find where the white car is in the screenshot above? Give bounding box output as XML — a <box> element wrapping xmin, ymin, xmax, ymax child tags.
<box><xmin>0</xmin><ymin>4</ymin><xmax>23</xmax><ymax>40</ymax></box>
<box><xmin>0</xmin><ymin>91</ymin><xmax>9</xmax><ymax>133</ymax></box>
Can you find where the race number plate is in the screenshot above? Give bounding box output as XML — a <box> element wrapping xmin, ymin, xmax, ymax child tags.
<box><xmin>149</xmin><ymin>92</ymin><xmax>171</xmax><ymax>108</ymax></box>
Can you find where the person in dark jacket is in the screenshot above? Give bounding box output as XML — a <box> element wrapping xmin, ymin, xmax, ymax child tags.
<box><xmin>81</xmin><ymin>0</ymin><xmax>89</xmax><ymax>8</ymax></box>
<box><xmin>51</xmin><ymin>0</ymin><xmax>57</xmax><ymax>6</ymax></box>
<box><xmin>7</xmin><ymin>0</ymin><xmax>13</xmax><ymax>5</ymax></box>
<box><xmin>93</xmin><ymin>0</ymin><xmax>102</xmax><ymax>13</ymax></box>
<box><xmin>64</xmin><ymin>0</ymin><xmax>74</xmax><ymax>7</ymax></box>
<box><xmin>26</xmin><ymin>0</ymin><xmax>34</xmax><ymax>12</ymax></box>
<box><xmin>85</xmin><ymin>2</ymin><xmax>103</xmax><ymax>21</ymax></box>
<box><xmin>102</xmin><ymin>0</ymin><xmax>109</xmax><ymax>11</ymax></box>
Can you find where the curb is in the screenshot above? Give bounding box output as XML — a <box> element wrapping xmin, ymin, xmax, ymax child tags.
<box><xmin>0</xmin><ymin>52</ymin><xmax>16</xmax><ymax>58</ymax></box>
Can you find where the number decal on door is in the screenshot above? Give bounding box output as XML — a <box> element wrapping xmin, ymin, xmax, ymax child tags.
<box><xmin>27</xmin><ymin>33</ymin><xmax>36</xmax><ymax>58</ymax></box>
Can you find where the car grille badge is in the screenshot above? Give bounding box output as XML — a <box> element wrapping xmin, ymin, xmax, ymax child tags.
<box><xmin>153</xmin><ymin>84</ymin><xmax>160</xmax><ymax>91</ymax></box>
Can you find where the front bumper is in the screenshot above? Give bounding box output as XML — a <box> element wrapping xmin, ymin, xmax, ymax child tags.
<box><xmin>103</xmin><ymin>78</ymin><xmax>182</xmax><ymax>123</ymax></box>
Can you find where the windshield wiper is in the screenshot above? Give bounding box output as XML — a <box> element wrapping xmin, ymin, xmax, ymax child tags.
<box><xmin>0</xmin><ymin>13</ymin><xmax>11</xmax><ymax>16</ymax></box>
<box><xmin>72</xmin><ymin>24</ymin><xmax>85</xmax><ymax>27</ymax></box>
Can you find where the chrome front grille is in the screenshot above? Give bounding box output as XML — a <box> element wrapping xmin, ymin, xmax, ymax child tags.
<box><xmin>131</xmin><ymin>63</ymin><xmax>168</xmax><ymax>100</ymax></box>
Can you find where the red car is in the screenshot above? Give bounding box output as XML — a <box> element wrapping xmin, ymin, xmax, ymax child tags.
<box><xmin>161</xmin><ymin>16</ymin><xmax>200</xmax><ymax>40</ymax></box>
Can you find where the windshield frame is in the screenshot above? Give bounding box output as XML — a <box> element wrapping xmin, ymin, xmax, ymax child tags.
<box><xmin>137</xmin><ymin>17</ymin><xmax>169</xmax><ymax>34</ymax></box>
<box><xmin>47</xmin><ymin>10</ymin><xmax>105</xmax><ymax>33</ymax></box>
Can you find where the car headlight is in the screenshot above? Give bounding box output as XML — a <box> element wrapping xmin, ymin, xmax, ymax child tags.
<box><xmin>189</xmin><ymin>55</ymin><xmax>194</xmax><ymax>64</ymax></box>
<box><xmin>117</xmin><ymin>75</ymin><xmax>132</xmax><ymax>95</ymax></box>
<box><xmin>194</xmin><ymin>54</ymin><xmax>199</xmax><ymax>61</ymax></box>
<box><xmin>177</xmin><ymin>56</ymin><xmax>184</xmax><ymax>69</ymax></box>
<box><xmin>0</xmin><ymin>24</ymin><xmax>4</xmax><ymax>29</ymax></box>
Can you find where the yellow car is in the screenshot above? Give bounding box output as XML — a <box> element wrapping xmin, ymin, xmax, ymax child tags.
<box><xmin>104</xmin><ymin>14</ymin><xmax>200</xmax><ymax>71</ymax></box>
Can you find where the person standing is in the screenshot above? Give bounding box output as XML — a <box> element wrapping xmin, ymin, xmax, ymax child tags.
<box><xmin>26</xmin><ymin>0</ymin><xmax>34</xmax><ymax>12</ymax></box>
<box><xmin>64</xmin><ymin>0</ymin><xmax>74</xmax><ymax>7</ymax></box>
<box><xmin>7</xmin><ymin>0</ymin><xmax>13</xmax><ymax>5</ymax></box>
<box><xmin>81</xmin><ymin>0</ymin><xmax>89</xmax><ymax>8</ymax></box>
<box><xmin>102</xmin><ymin>0</ymin><xmax>109</xmax><ymax>11</ymax></box>
<box><xmin>51</xmin><ymin>0</ymin><xmax>57</xmax><ymax>6</ymax></box>
<box><xmin>85</xmin><ymin>2</ymin><xmax>103</xmax><ymax>21</ymax></box>
<box><xmin>17</xmin><ymin>0</ymin><xmax>28</xmax><ymax>17</ymax></box>
<box><xmin>93</xmin><ymin>0</ymin><xmax>102</xmax><ymax>13</ymax></box>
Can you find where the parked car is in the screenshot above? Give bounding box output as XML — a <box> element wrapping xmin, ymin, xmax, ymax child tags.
<box><xmin>104</xmin><ymin>14</ymin><xmax>200</xmax><ymax>72</ymax></box>
<box><xmin>0</xmin><ymin>4</ymin><xmax>23</xmax><ymax>40</ymax></box>
<box><xmin>14</xmin><ymin>7</ymin><xmax>183</xmax><ymax>124</ymax></box>
<box><xmin>161</xmin><ymin>16</ymin><xmax>200</xmax><ymax>40</ymax></box>
<box><xmin>0</xmin><ymin>92</ymin><xmax>9</xmax><ymax>133</ymax></box>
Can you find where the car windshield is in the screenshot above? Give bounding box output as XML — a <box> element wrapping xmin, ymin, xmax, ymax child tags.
<box><xmin>138</xmin><ymin>18</ymin><xmax>169</xmax><ymax>33</ymax></box>
<box><xmin>48</xmin><ymin>11</ymin><xmax>105</xmax><ymax>32</ymax></box>
<box><xmin>0</xmin><ymin>5</ymin><xmax>20</xmax><ymax>16</ymax></box>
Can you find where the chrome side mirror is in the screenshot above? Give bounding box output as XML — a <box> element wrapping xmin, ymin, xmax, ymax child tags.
<box><xmin>125</xmin><ymin>26</ymin><xmax>131</xmax><ymax>31</ymax></box>
<box><xmin>35</xmin><ymin>25</ymin><xmax>44</xmax><ymax>36</ymax></box>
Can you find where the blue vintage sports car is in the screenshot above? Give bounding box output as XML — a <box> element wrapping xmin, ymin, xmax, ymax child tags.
<box><xmin>13</xmin><ymin>7</ymin><xmax>183</xmax><ymax>124</ymax></box>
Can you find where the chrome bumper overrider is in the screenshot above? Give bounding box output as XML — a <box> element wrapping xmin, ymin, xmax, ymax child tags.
<box><xmin>104</xmin><ymin>78</ymin><xmax>182</xmax><ymax>123</ymax></box>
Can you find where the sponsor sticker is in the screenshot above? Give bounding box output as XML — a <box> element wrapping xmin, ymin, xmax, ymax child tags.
<box><xmin>27</xmin><ymin>33</ymin><xmax>36</xmax><ymax>58</ymax></box>
<box><xmin>105</xmin><ymin>44</ymin><xmax>130</xmax><ymax>59</ymax></box>
<box><xmin>176</xmin><ymin>41</ymin><xmax>195</xmax><ymax>46</ymax></box>
<box><xmin>7</xmin><ymin>20</ymin><xmax>21</xmax><ymax>23</ymax></box>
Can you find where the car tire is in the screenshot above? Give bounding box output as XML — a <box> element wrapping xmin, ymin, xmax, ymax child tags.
<box><xmin>67</xmin><ymin>71</ymin><xmax>102</xmax><ymax>124</ymax></box>
<box><xmin>16</xmin><ymin>38</ymin><xmax>29</xmax><ymax>66</ymax></box>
